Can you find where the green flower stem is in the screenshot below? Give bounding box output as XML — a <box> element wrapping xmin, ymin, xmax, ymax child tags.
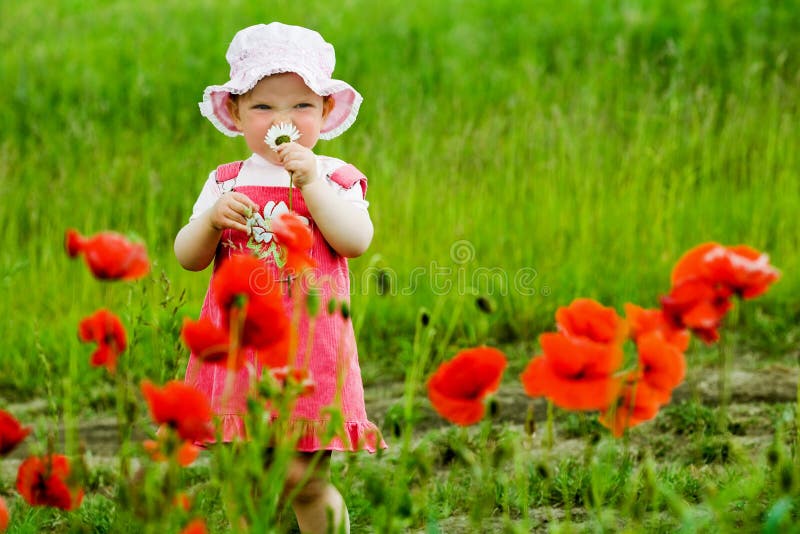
<box><xmin>796</xmin><ymin>372</ymin><xmax>800</xmax><ymax>451</ymax></box>
<box><xmin>115</xmin><ymin>360</ymin><xmax>131</xmax><ymax>480</ymax></box>
<box><xmin>717</xmin><ymin>333</ymin><xmax>731</xmax><ymax>434</ymax></box>
<box><xmin>63</xmin><ymin>344</ymin><xmax>79</xmax><ymax>457</ymax></box>
<box><xmin>544</xmin><ymin>400</ymin><xmax>555</xmax><ymax>450</ymax></box>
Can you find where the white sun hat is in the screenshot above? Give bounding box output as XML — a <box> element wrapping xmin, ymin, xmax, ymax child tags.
<box><xmin>199</xmin><ymin>22</ymin><xmax>362</xmax><ymax>140</ymax></box>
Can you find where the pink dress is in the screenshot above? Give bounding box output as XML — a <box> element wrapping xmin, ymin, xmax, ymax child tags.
<box><xmin>185</xmin><ymin>160</ymin><xmax>386</xmax><ymax>452</ymax></box>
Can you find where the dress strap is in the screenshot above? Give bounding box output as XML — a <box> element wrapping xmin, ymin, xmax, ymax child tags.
<box><xmin>329</xmin><ymin>164</ymin><xmax>368</xmax><ymax>198</ymax></box>
<box><xmin>215</xmin><ymin>161</ymin><xmax>244</xmax><ymax>184</ymax></box>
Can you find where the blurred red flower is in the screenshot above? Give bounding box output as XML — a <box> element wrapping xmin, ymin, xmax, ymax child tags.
<box><xmin>181</xmin><ymin>317</ymin><xmax>233</xmax><ymax>366</ymax></box>
<box><xmin>597</xmin><ymin>379</ymin><xmax>662</xmax><ymax>437</ymax></box>
<box><xmin>624</xmin><ymin>303</ymin><xmax>690</xmax><ymax>351</ymax></box>
<box><xmin>661</xmin><ymin>242</ymin><xmax>780</xmax><ymax>343</ymax></box>
<box><xmin>65</xmin><ymin>229</ymin><xmax>149</xmax><ymax>281</ymax></box>
<box><xmin>660</xmin><ymin>278</ymin><xmax>732</xmax><ymax>343</ymax></box>
<box><xmin>521</xmin><ymin>332</ymin><xmax>623</xmax><ymax>411</ymax></box>
<box><xmin>141</xmin><ymin>381</ymin><xmax>214</xmax><ymax>443</ymax></box>
<box><xmin>427</xmin><ymin>347</ymin><xmax>507</xmax><ymax>426</ymax></box>
<box><xmin>672</xmin><ymin>242</ymin><xmax>780</xmax><ymax>299</ymax></box>
<box><xmin>599</xmin><ymin>331</ymin><xmax>686</xmax><ymax>436</ymax></box>
<box><xmin>271</xmin><ymin>211</ymin><xmax>316</xmax><ymax>275</ymax></box>
<box><xmin>16</xmin><ymin>454</ymin><xmax>84</xmax><ymax>510</ymax></box>
<box><xmin>78</xmin><ymin>309</ymin><xmax>127</xmax><ymax>373</ymax></box>
<box><xmin>0</xmin><ymin>496</ymin><xmax>8</xmax><ymax>532</ymax></box>
<box><xmin>210</xmin><ymin>254</ymin><xmax>290</xmax><ymax>367</ymax></box>
<box><xmin>521</xmin><ymin>299</ymin><xmax>626</xmax><ymax>411</ymax></box>
<box><xmin>269</xmin><ymin>366</ymin><xmax>316</xmax><ymax>398</ymax></box>
<box><xmin>180</xmin><ymin>518</ymin><xmax>208</xmax><ymax>534</ymax></box>
<box><xmin>143</xmin><ymin>439</ymin><xmax>201</xmax><ymax>467</ymax></box>
<box><xmin>0</xmin><ymin>410</ymin><xmax>30</xmax><ymax>456</ymax></box>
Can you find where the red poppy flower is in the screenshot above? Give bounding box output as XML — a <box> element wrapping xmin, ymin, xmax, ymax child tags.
<box><xmin>0</xmin><ymin>496</ymin><xmax>8</xmax><ymax>531</ymax></box>
<box><xmin>427</xmin><ymin>347</ymin><xmax>507</xmax><ymax>426</ymax></box>
<box><xmin>65</xmin><ymin>229</ymin><xmax>150</xmax><ymax>281</ymax></box>
<box><xmin>555</xmin><ymin>298</ymin><xmax>629</xmax><ymax>345</ymax></box>
<box><xmin>78</xmin><ymin>309</ymin><xmax>127</xmax><ymax>373</ymax></box>
<box><xmin>598</xmin><ymin>380</ymin><xmax>662</xmax><ymax>437</ymax></box>
<box><xmin>141</xmin><ymin>380</ymin><xmax>214</xmax><ymax>443</ymax></box>
<box><xmin>269</xmin><ymin>366</ymin><xmax>316</xmax><ymax>398</ymax></box>
<box><xmin>16</xmin><ymin>454</ymin><xmax>84</xmax><ymax>510</ymax></box>
<box><xmin>180</xmin><ymin>519</ymin><xmax>208</xmax><ymax>534</ymax></box>
<box><xmin>520</xmin><ymin>332</ymin><xmax>623</xmax><ymax>411</ymax></box>
<box><xmin>598</xmin><ymin>331</ymin><xmax>685</xmax><ymax>437</ymax></box>
<box><xmin>0</xmin><ymin>410</ymin><xmax>31</xmax><ymax>456</ymax></box>
<box><xmin>660</xmin><ymin>277</ymin><xmax>732</xmax><ymax>343</ymax></box>
<box><xmin>624</xmin><ymin>303</ymin><xmax>690</xmax><ymax>351</ymax></box>
<box><xmin>174</xmin><ymin>492</ymin><xmax>193</xmax><ymax>512</ymax></box>
<box><xmin>181</xmin><ymin>317</ymin><xmax>234</xmax><ymax>366</ymax></box>
<box><xmin>271</xmin><ymin>212</ymin><xmax>316</xmax><ymax>275</ymax></box>
<box><xmin>671</xmin><ymin>242</ymin><xmax>780</xmax><ymax>297</ymax></box>
<box><xmin>211</xmin><ymin>254</ymin><xmax>290</xmax><ymax>364</ymax></box>
<box><xmin>143</xmin><ymin>439</ymin><xmax>201</xmax><ymax>467</ymax></box>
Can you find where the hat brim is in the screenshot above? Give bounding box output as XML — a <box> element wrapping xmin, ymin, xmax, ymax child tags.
<box><xmin>199</xmin><ymin>67</ymin><xmax>362</xmax><ymax>140</ymax></box>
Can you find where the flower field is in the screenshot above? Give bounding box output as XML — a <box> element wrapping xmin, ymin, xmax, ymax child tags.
<box><xmin>2</xmin><ymin>0</ymin><xmax>800</xmax><ymax>532</ymax></box>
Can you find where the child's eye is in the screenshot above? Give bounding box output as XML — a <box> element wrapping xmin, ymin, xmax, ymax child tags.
<box><xmin>295</xmin><ymin>103</ymin><xmax>313</xmax><ymax>109</ymax></box>
<box><xmin>253</xmin><ymin>104</ymin><xmax>272</xmax><ymax>110</ymax></box>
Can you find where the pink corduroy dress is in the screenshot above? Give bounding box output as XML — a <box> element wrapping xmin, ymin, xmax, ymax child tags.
<box><xmin>185</xmin><ymin>160</ymin><xmax>386</xmax><ymax>452</ymax></box>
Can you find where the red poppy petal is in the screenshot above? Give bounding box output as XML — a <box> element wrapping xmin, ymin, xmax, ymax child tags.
<box><xmin>64</xmin><ymin>229</ymin><xmax>85</xmax><ymax>257</ymax></box>
<box><xmin>181</xmin><ymin>318</ymin><xmax>230</xmax><ymax>363</ymax></box>
<box><xmin>520</xmin><ymin>356</ymin><xmax>553</xmax><ymax>398</ymax></box>
<box><xmin>544</xmin><ymin>374</ymin><xmax>622</xmax><ymax>411</ymax></box>
<box><xmin>0</xmin><ymin>496</ymin><xmax>9</xmax><ymax>531</ymax></box>
<box><xmin>671</xmin><ymin>242</ymin><xmax>722</xmax><ymax>285</ymax></box>
<box><xmin>428</xmin><ymin>387</ymin><xmax>486</xmax><ymax>426</ymax></box>
<box><xmin>0</xmin><ymin>410</ymin><xmax>31</xmax><ymax>456</ymax></box>
<box><xmin>556</xmin><ymin>298</ymin><xmax>628</xmax><ymax>344</ymax></box>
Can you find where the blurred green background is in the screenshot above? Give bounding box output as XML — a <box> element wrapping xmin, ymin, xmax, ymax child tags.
<box><xmin>1</xmin><ymin>0</ymin><xmax>798</xmax><ymax>398</ymax></box>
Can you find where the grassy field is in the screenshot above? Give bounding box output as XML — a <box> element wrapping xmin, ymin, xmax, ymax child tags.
<box><xmin>1</xmin><ymin>0</ymin><xmax>800</xmax><ymax>531</ymax></box>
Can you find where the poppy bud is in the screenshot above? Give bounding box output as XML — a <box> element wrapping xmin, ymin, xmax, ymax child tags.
<box><xmin>487</xmin><ymin>397</ymin><xmax>499</xmax><ymax>419</ymax></box>
<box><xmin>475</xmin><ymin>295</ymin><xmax>495</xmax><ymax>314</ymax></box>
<box><xmin>767</xmin><ymin>446</ymin><xmax>780</xmax><ymax>467</ymax></box>
<box><xmin>781</xmin><ymin>464</ymin><xmax>794</xmax><ymax>493</ymax></box>
<box><xmin>376</xmin><ymin>269</ymin><xmax>392</xmax><ymax>296</ymax></box>
<box><xmin>524</xmin><ymin>405</ymin><xmax>536</xmax><ymax>437</ymax></box>
<box><xmin>306</xmin><ymin>287</ymin><xmax>321</xmax><ymax>317</ymax></box>
<box><xmin>419</xmin><ymin>310</ymin><xmax>431</xmax><ymax>327</ymax></box>
<box><xmin>535</xmin><ymin>462</ymin><xmax>550</xmax><ymax>480</ymax></box>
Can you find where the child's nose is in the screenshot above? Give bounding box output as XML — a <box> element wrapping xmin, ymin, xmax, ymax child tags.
<box><xmin>274</xmin><ymin>109</ymin><xmax>293</xmax><ymax>123</ymax></box>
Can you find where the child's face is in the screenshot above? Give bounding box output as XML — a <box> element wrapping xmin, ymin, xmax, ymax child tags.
<box><xmin>227</xmin><ymin>72</ymin><xmax>329</xmax><ymax>164</ymax></box>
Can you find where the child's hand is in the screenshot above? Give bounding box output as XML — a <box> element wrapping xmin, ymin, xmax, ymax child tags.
<box><xmin>276</xmin><ymin>142</ymin><xmax>318</xmax><ymax>188</ymax></box>
<box><xmin>207</xmin><ymin>192</ymin><xmax>259</xmax><ymax>234</ymax></box>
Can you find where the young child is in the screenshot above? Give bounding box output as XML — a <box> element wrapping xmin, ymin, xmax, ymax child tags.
<box><xmin>174</xmin><ymin>22</ymin><xmax>385</xmax><ymax>533</ymax></box>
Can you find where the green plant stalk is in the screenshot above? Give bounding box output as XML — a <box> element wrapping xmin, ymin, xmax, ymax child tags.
<box><xmin>544</xmin><ymin>400</ymin><xmax>555</xmax><ymax>450</ymax></box>
<box><xmin>63</xmin><ymin>345</ymin><xmax>78</xmax><ymax>457</ymax></box>
<box><xmin>115</xmin><ymin>365</ymin><xmax>131</xmax><ymax>480</ymax></box>
<box><xmin>717</xmin><ymin>332</ymin><xmax>731</xmax><ymax>434</ymax></box>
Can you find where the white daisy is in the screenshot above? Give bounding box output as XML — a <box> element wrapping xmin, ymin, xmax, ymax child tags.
<box><xmin>264</xmin><ymin>122</ymin><xmax>302</xmax><ymax>151</ymax></box>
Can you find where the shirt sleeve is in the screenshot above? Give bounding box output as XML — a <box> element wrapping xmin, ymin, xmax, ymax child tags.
<box><xmin>329</xmin><ymin>176</ymin><xmax>370</xmax><ymax>211</ymax></box>
<box><xmin>189</xmin><ymin>170</ymin><xmax>221</xmax><ymax>221</ymax></box>
<box><xmin>320</xmin><ymin>158</ymin><xmax>369</xmax><ymax>211</ymax></box>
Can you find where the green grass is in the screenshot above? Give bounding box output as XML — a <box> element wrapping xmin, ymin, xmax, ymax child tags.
<box><xmin>1</xmin><ymin>0</ymin><xmax>800</xmax><ymax>531</ymax></box>
<box><xmin>2</xmin><ymin>0</ymin><xmax>799</xmax><ymax>392</ymax></box>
